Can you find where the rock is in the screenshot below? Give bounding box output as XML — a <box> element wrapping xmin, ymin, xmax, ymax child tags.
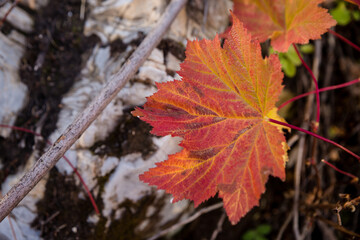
<box><xmin>0</xmin><ymin>31</ymin><xmax>28</xmax><ymax>138</ymax></box>
<box><xmin>0</xmin><ymin>3</ymin><xmax>33</xmax><ymax>33</ymax></box>
<box><xmin>84</xmin><ymin>0</ymin><xmax>231</xmax><ymax>45</ymax></box>
<box><xmin>166</xmin><ymin>52</ymin><xmax>182</xmax><ymax>72</ymax></box>
<box><xmin>21</xmin><ymin>0</ymin><xmax>48</xmax><ymax>10</ymax></box>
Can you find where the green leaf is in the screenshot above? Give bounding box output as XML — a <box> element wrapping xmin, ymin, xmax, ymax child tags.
<box><xmin>286</xmin><ymin>46</ymin><xmax>302</xmax><ymax>66</ymax></box>
<box><xmin>256</xmin><ymin>224</ymin><xmax>272</xmax><ymax>235</ymax></box>
<box><xmin>331</xmin><ymin>2</ymin><xmax>352</xmax><ymax>26</ymax></box>
<box><xmin>243</xmin><ymin>230</ymin><xmax>258</xmax><ymax>240</ymax></box>
<box><xmin>352</xmin><ymin>10</ymin><xmax>360</xmax><ymax>20</ymax></box>
<box><xmin>280</xmin><ymin>57</ymin><xmax>296</xmax><ymax>78</ymax></box>
<box><xmin>300</xmin><ymin>44</ymin><xmax>315</xmax><ymax>54</ymax></box>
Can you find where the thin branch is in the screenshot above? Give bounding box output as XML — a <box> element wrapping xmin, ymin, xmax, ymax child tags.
<box><xmin>0</xmin><ymin>191</ymin><xmax>17</xmax><ymax>240</ymax></box>
<box><xmin>148</xmin><ymin>202</ymin><xmax>223</xmax><ymax>240</ymax></box>
<box><xmin>293</xmin><ymin>124</ymin><xmax>306</xmax><ymax>240</ymax></box>
<box><xmin>293</xmin><ymin>43</ymin><xmax>321</xmax><ymax>127</ymax></box>
<box><xmin>308</xmin><ymin>40</ymin><xmax>322</xmax><ymax>206</ymax></box>
<box><xmin>317</xmin><ymin>216</ymin><xmax>360</xmax><ymax>238</ymax></box>
<box><xmin>276</xmin><ymin>211</ymin><xmax>294</xmax><ymax>240</ymax></box>
<box><xmin>0</xmin><ymin>0</ymin><xmax>188</xmax><ymax>221</ymax></box>
<box><xmin>210</xmin><ymin>211</ymin><xmax>226</xmax><ymax>240</ymax></box>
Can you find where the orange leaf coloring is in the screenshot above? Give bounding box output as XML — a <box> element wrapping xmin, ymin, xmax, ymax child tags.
<box><xmin>133</xmin><ymin>14</ymin><xmax>288</xmax><ymax>224</ymax></box>
<box><xmin>233</xmin><ymin>0</ymin><xmax>337</xmax><ymax>52</ymax></box>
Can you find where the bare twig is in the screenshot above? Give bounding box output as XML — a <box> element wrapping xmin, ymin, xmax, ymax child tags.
<box><xmin>276</xmin><ymin>211</ymin><xmax>293</xmax><ymax>240</ymax></box>
<box><xmin>293</xmin><ymin>126</ymin><xmax>306</xmax><ymax>240</ymax></box>
<box><xmin>148</xmin><ymin>202</ymin><xmax>223</xmax><ymax>240</ymax></box>
<box><xmin>317</xmin><ymin>219</ymin><xmax>337</xmax><ymax>240</ymax></box>
<box><xmin>210</xmin><ymin>211</ymin><xmax>226</xmax><ymax>240</ymax></box>
<box><xmin>293</xmin><ymin>69</ymin><xmax>314</xmax><ymax>240</ymax></box>
<box><xmin>309</xmin><ymin>40</ymin><xmax>322</xmax><ymax>201</ymax></box>
<box><xmin>80</xmin><ymin>0</ymin><xmax>86</xmax><ymax>20</ymax></box>
<box><xmin>0</xmin><ymin>0</ymin><xmax>188</xmax><ymax>221</ymax></box>
<box><xmin>317</xmin><ymin>216</ymin><xmax>360</xmax><ymax>238</ymax></box>
<box><xmin>292</xmin><ymin>39</ymin><xmax>323</xmax><ymax>240</ymax></box>
<box><xmin>0</xmin><ymin>191</ymin><xmax>17</xmax><ymax>240</ymax></box>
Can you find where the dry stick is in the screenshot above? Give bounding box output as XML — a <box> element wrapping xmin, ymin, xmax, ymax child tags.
<box><xmin>148</xmin><ymin>202</ymin><xmax>223</xmax><ymax>240</ymax></box>
<box><xmin>275</xmin><ymin>211</ymin><xmax>294</xmax><ymax>240</ymax></box>
<box><xmin>316</xmin><ymin>216</ymin><xmax>360</xmax><ymax>238</ymax></box>
<box><xmin>292</xmin><ymin>124</ymin><xmax>306</xmax><ymax>240</ymax></box>
<box><xmin>309</xmin><ymin>39</ymin><xmax>322</xmax><ymax>186</ymax></box>
<box><xmin>292</xmin><ymin>73</ymin><xmax>314</xmax><ymax>240</ymax></box>
<box><xmin>0</xmin><ymin>192</ymin><xmax>17</xmax><ymax>240</ymax></box>
<box><xmin>0</xmin><ymin>0</ymin><xmax>188</xmax><ymax>222</ymax></box>
<box><xmin>291</xmin><ymin>40</ymin><xmax>322</xmax><ymax>240</ymax></box>
<box><xmin>210</xmin><ymin>211</ymin><xmax>226</xmax><ymax>240</ymax></box>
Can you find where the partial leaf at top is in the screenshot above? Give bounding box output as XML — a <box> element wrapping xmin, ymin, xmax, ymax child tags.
<box><xmin>133</xmin><ymin>13</ymin><xmax>289</xmax><ymax>224</ymax></box>
<box><xmin>345</xmin><ymin>0</ymin><xmax>360</xmax><ymax>8</ymax></box>
<box><xmin>233</xmin><ymin>0</ymin><xmax>337</xmax><ymax>52</ymax></box>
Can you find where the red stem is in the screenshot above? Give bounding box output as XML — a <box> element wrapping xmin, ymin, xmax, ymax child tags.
<box><xmin>321</xmin><ymin>159</ymin><xmax>358</xmax><ymax>180</ymax></box>
<box><xmin>0</xmin><ymin>0</ymin><xmax>20</xmax><ymax>28</ymax></box>
<box><xmin>0</xmin><ymin>124</ymin><xmax>100</xmax><ymax>215</ymax></box>
<box><xmin>328</xmin><ymin>29</ymin><xmax>360</xmax><ymax>52</ymax></box>
<box><xmin>292</xmin><ymin>43</ymin><xmax>320</xmax><ymax>126</ymax></box>
<box><xmin>279</xmin><ymin>78</ymin><xmax>360</xmax><ymax>110</ymax></box>
<box><xmin>8</xmin><ymin>216</ymin><xmax>17</xmax><ymax>240</ymax></box>
<box><xmin>268</xmin><ymin>118</ymin><xmax>360</xmax><ymax>161</ymax></box>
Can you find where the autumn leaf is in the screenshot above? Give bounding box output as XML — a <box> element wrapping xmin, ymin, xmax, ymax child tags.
<box><xmin>233</xmin><ymin>0</ymin><xmax>337</xmax><ymax>52</ymax></box>
<box><xmin>132</xmin><ymin>13</ymin><xmax>289</xmax><ymax>224</ymax></box>
<box><xmin>345</xmin><ymin>0</ymin><xmax>360</xmax><ymax>7</ymax></box>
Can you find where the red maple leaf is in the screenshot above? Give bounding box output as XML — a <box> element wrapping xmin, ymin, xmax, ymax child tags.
<box><xmin>233</xmin><ymin>0</ymin><xmax>337</xmax><ymax>52</ymax></box>
<box><xmin>133</xmin><ymin>14</ymin><xmax>289</xmax><ymax>224</ymax></box>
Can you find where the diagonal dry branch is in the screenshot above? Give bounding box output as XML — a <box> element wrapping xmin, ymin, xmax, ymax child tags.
<box><xmin>0</xmin><ymin>0</ymin><xmax>188</xmax><ymax>221</ymax></box>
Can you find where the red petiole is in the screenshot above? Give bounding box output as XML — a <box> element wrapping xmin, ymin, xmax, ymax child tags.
<box><xmin>268</xmin><ymin>118</ymin><xmax>360</xmax><ymax>161</ymax></box>
<box><xmin>292</xmin><ymin>43</ymin><xmax>320</xmax><ymax>127</ymax></box>
<box><xmin>0</xmin><ymin>124</ymin><xmax>100</xmax><ymax>215</ymax></box>
<box><xmin>321</xmin><ymin>159</ymin><xmax>358</xmax><ymax>181</ymax></box>
<box><xmin>279</xmin><ymin>78</ymin><xmax>360</xmax><ymax>110</ymax></box>
<box><xmin>328</xmin><ymin>29</ymin><xmax>360</xmax><ymax>52</ymax></box>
